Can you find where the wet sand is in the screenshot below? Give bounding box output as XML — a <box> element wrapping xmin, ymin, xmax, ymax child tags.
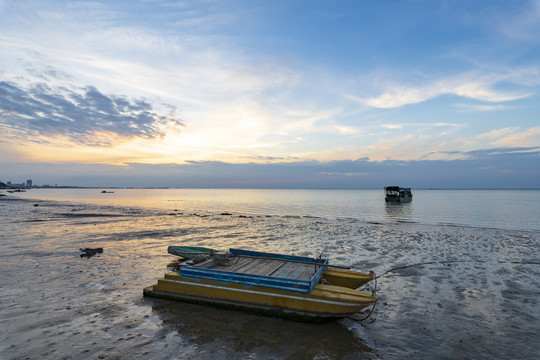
<box><xmin>0</xmin><ymin>196</ymin><xmax>538</xmax><ymax>359</ymax></box>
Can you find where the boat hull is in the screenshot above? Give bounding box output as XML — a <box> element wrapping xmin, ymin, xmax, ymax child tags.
<box><xmin>385</xmin><ymin>197</ymin><xmax>412</xmax><ymax>203</ymax></box>
<box><xmin>321</xmin><ymin>268</ymin><xmax>374</xmax><ymax>289</ymax></box>
<box><xmin>167</xmin><ymin>246</ymin><xmax>216</xmax><ymax>259</ymax></box>
<box><xmin>144</xmin><ymin>271</ymin><xmax>377</xmax><ymax>321</ymax></box>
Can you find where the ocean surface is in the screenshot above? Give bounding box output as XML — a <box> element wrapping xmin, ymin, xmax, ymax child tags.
<box><xmin>1</xmin><ymin>188</ymin><xmax>539</xmax><ymax>359</ymax></box>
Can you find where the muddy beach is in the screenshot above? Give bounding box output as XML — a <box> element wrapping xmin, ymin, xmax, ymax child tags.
<box><xmin>1</xmin><ymin>192</ymin><xmax>539</xmax><ymax>359</ymax></box>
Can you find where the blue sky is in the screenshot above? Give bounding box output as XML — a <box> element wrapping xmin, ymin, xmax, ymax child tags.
<box><xmin>1</xmin><ymin>0</ymin><xmax>539</xmax><ymax>188</ymax></box>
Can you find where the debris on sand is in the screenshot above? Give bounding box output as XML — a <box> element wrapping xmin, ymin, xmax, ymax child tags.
<box><xmin>79</xmin><ymin>247</ymin><xmax>103</xmax><ymax>258</ymax></box>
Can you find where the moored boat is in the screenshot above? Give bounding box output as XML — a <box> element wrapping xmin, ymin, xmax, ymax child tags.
<box><xmin>145</xmin><ymin>248</ymin><xmax>377</xmax><ymax>321</ymax></box>
<box><xmin>384</xmin><ymin>186</ymin><xmax>412</xmax><ymax>203</ymax></box>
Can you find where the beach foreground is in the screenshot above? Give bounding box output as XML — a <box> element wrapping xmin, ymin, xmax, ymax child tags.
<box><xmin>1</xmin><ymin>194</ymin><xmax>538</xmax><ymax>359</ymax></box>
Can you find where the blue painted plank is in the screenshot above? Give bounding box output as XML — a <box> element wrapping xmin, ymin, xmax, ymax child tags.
<box><xmin>180</xmin><ymin>266</ymin><xmax>315</xmax><ymax>292</ymax></box>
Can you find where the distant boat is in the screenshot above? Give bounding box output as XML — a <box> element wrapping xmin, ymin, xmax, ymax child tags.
<box><xmin>100</xmin><ymin>190</ymin><xmax>114</xmax><ymax>193</ymax></box>
<box><xmin>384</xmin><ymin>186</ymin><xmax>412</xmax><ymax>203</ymax></box>
<box><xmin>145</xmin><ymin>247</ymin><xmax>377</xmax><ymax>321</ymax></box>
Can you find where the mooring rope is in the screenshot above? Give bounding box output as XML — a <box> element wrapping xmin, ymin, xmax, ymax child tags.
<box><xmin>373</xmin><ymin>260</ymin><xmax>478</xmax><ymax>279</ymax></box>
<box><xmin>348</xmin><ymin>271</ymin><xmax>378</xmax><ymax>322</ymax></box>
<box><xmin>374</xmin><ymin>259</ymin><xmax>539</xmax><ymax>280</ymax></box>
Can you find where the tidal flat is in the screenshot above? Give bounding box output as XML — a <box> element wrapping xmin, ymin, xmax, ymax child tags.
<box><xmin>1</xmin><ymin>194</ymin><xmax>539</xmax><ymax>359</ymax></box>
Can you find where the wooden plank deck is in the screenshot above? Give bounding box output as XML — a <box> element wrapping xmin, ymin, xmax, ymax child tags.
<box><xmin>270</xmin><ymin>261</ymin><xmax>315</xmax><ymax>281</ymax></box>
<box><xmin>178</xmin><ymin>250</ymin><xmax>328</xmax><ymax>293</ymax></box>
<box><xmin>193</xmin><ymin>256</ymin><xmax>318</xmax><ymax>282</ymax></box>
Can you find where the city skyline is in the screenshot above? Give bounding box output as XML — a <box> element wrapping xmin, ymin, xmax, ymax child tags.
<box><xmin>1</xmin><ymin>1</ymin><xmax>539</xmax><ymax>188</ymax></box>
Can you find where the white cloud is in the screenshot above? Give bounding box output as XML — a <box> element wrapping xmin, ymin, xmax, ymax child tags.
<box><xmin>353</xmin><ymin>71</ymin><xmax>534</xmax><ymax>109</ymax></box>
<box><xmin>381</xmin><ymin>123</ymin><xmax>462</xmax><ymax>130</ymax></box>
<box><xmin>479</xmin><ymin>127</ymin><xmax>540</xmax><ymax>147</ymax></box>
<box><xmin>454</xmin><ymin>103</ymin><xmax>513</xmax><ymax>112</ymax></box>
<box><xmin>478</xmin><ymin>127</ymin><xmax>521</xmax><ymax>140</ymax></box>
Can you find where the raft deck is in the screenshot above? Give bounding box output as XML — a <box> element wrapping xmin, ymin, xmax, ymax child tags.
<box><xmin>179</xmin><ymin>248</ymin><xmax>328</xmax><ymax>293</ymax></box>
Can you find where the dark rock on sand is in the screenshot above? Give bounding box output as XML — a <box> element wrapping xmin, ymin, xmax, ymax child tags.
<box><xmin>79</xmin><ymin>247</ymin><xmax>104</xmax><ymax>258</ymax></box>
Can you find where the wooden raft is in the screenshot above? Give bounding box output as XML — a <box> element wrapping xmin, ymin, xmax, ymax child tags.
<box><xmin>179</xmin><ymin>249</ymin><xmax>328</xmax><ymax>293</ymax></box>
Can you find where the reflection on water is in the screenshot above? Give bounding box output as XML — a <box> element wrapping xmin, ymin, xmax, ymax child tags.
<box><xmin>384</xmin><ymin>202</ymin><xmax>414</xmax><ymax>222</ymax></box>
<box><xmin>14</xmin><ymin>188</ymin><xmax>540</xmax><ymax>231</ymax></box>
<box><xmin>148</xmin><ymin>297</ymin><xmax>375</xmax><ymax>359</ymax></box>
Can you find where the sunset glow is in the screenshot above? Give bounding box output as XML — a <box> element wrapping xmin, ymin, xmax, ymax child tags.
<box><xmin>1</xmin><ymin>0</ymin><xmax>539</xmax><ymax>187</ymax></box>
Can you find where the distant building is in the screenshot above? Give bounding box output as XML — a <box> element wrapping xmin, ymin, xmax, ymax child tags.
<box><xmin>5</xmin><ymin>180</ymin><xmax>31</xmax><ymax>188</ymax></box>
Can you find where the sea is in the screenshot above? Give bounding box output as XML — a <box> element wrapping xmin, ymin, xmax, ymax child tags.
<box><xmin>1</xmin><ymin>188</ymin><xmax>539</xmax><ymax>359</ymax></box>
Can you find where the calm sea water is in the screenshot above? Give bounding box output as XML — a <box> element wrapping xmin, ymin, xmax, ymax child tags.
<box><xmin>12</xmin><ymin>188</ymin><xmax>540</xmax><ymax>232</ymax></box>
<box><xmin>1</xmin><ymin>189</ymin><xmax>539</xmax><ymax>359</ymax></box>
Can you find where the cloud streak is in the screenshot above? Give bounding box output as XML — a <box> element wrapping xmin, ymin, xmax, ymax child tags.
<box><xmin>3</xmin><ymin>147</ymin><xmax>538</xmax><ymax>189</ymax></box>
<box><xmin>479</xmin><ymin>127</ymin><xmax>540</xmax><ymax>147</ymax></box>
<box><xmin>0</xmin><ymin>81</ymin><xmax>183</xmax><ymax>146</ymax></box>
<box><xmin>351</xmin><ymin>70</ymin><xmax>535</xmax><ymax>109</ymax></box>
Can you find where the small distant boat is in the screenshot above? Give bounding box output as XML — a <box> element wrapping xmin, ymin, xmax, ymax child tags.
<box><xmin>100</xmin><ymin>190</ymin><xmax>114</xmax><ymax>193</ymax></box>
<box><xmin>145</xmin><ymin>247</ymin><xmax>377</xmax><ymax>321</ymax></box>
<box><xmin>384</xmin><ymin>186</ymin><xmax>412</xmax><ymax>203</ymax></box>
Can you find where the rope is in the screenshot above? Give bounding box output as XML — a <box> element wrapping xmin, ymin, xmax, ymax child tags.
<box><xmin>374</xmin><ymin>259</ymin><xmax>539</xmax><ymax>280</ymax></box>
<box><xmin>348</xmin><ymin>271</ymin><xmax>377</xmax><ymax>322</ymax></box>
<box><xmin>211</xmin><ymin>252</ymin><xmax>236</xmax><ymax>266</ymax></box>
<box><xmin>374</xmin><ymin>260</ymin><xmax>486</xmax><ymax>279</ymax></box>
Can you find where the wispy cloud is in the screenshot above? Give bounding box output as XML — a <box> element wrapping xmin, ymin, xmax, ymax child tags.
<box><xmin>5</xmin><ymin>148</ymin><xmax>538</xmax><ymax>188</ymax></box>
<box><xmin>463</xmin><ymin>147</ymin><xmax>540</xmax><ymax>158</ymax></box>
<box><xmin>454</xmin><ymin>103</ymin><xmax>513</xmax><ymax>112</ymax></box>
<box><xmin>479</xmin><ymin>127</ymin><xmax>521</xmax><ymax>140</ymax></box>
<box><xmin>497</xmin><ymin>0</ymin><xmax>540</xmax><ymax>41</ymax></box>
<box><xmin>380</xmin><ymin>123</ymin><xmax>462</xmax><ymax>130</ymax></box>
<box><xmin>479</xmin><ymin>127</ymin><xmax>540</xmax><ymax>147</ymax></box>
<box><xmin>350</xmin><ymin>71</ymin><xmax>534</xmax><ymax>109</ymax></box>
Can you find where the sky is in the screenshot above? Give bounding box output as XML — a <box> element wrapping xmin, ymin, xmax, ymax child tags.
<box><xmin>1</xmin><ymin>0</ymin><xmax>539</xmax><ymax>188</ymax></box>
